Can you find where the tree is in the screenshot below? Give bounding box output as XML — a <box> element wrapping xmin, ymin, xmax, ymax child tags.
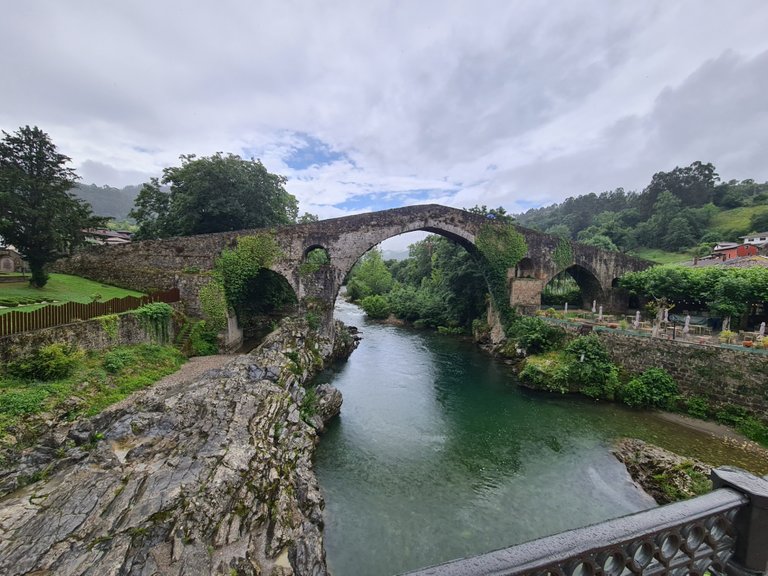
<box><xmin>639</xmin><ymin>161</ymin><xmax>719</xmax><ymax>217</ymax></box>
<box><xmin>347</xmin><ymin>249</ymin><xmax>393</xmax><ymax>298</ymax></box>
<box><xmin>466</xmin><ymin>205</ymin><xmax>514</xmax><ymax>223</ymax></box>
<box><xmin>0</xmin><ymin>126</ymin><xmax>105</xmax><ymax>287</ymax></box>
<box><xmin>749</xmin><ymin>210</ymin><xmax>768</xmax><ymax>233</ymax></box>
<box><xmin>130</xmin><ymin>153</ymin><xmax>298</xmax><ymax>239</ymax></box>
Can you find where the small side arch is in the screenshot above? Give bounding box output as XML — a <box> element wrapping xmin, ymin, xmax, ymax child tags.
<box><xmin>543</xmin><ymin>264</ymin><xmax>604</xmax><ymax>309</ymax></box>
<box><xmin>514</xmin><ymin>257</ymin><xmax>535</xmax><ymax>278</ymax></box>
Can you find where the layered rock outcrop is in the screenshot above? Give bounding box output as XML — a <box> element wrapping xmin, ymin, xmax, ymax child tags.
<box><xmin>612</xmin><ymin>438</ymin><xmax>712</xmax><ymax>505</ymax></box>
<box><xmin>0</xmin><ymin>319</ymin><xmax>360</xmax><ymax>575</ymax></box>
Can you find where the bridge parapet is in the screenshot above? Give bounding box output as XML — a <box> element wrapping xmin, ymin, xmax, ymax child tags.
<box><xmin>403</xmin><ymin>467</ymin><xmax>768</xmax><ymax>576</ymax></box>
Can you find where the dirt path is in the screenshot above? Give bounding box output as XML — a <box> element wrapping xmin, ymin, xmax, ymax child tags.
<box><xmin>153</xmin><ymin>353</ymin><xmax>237</xmax><ymax>387</ymax></box>
<box><xmin>654</xmin><ymin>411</ymin><xmax>748</xmax><ymax>441</ymax></box>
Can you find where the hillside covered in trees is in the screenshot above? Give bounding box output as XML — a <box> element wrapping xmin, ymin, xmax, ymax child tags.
<box><xmin>515</xmin><ymin>162</ymin><xmax>768</xmax><ymax>260</ymax></box>
<box><xmin>71</xmin><ymin>183</ymin><xmax>141</xmax><ymax>221</ymax></box>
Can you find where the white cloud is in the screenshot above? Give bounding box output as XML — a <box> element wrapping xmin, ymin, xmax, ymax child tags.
<box><xmin>2</xmin><ymin>0</ymin><xmax>768</xmax><ymax>218</ymax></box>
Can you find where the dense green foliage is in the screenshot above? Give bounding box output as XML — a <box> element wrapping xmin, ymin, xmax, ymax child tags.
<box><xmin>133</xmin><ymin>302</ymin><xmax>174</xmax><ymax>343</ymax></box>
<box><xmin>620</xmin><ymin>265</ymin><xmax>768</xmax><ymax>322</ymax></box>
<box><xmin>0</xmin><ymin>126</ymin><xmax>106</xmax><ymax>287</ymax></box>
<box><xmin>475</xmin><ymin>222</ymin><xmax>527</xmax><ymax>328</ymax></box>
<box><xmin>214</xmin><ymin>234</ymin><xmax>282</xmax><ymax>310</ymax></box>
<box><xmin>516</xmin><ymin>161</ymin><xmax>768</xmax><ymax>258</ymax></box>
<box><xmin>201</xmin><ymin>233</ymin><xmax>296</xmax><ymax>336</ymax></box>
<box><xmin>621</xmin><ymin>367</ymin><xmax>678</xmax><ymax>409</ymax></box>
<box><xmin>187</xmin><ymin>320</ymin><xmax>219</xmax><ymax>356</ymax></box>
<box><xmin>360</xmin><ymin>294</ymin><xmax>390</xmax><ymax>319</ymax></box>
<box><xmin>347</xmin><ymin>237</ymin><xmax>487</xmax><ymax>329</ymax></box>
<box><xmin>198</xmin><ymin>280</ymin><xmax>228</xmax><ymax>332</ymax></box>
<box><xmin>562</xmin><ymin>335</ymin><xmax>621</xmax><ymax>400</ymax></box>
<box><xmin>509</xmin><ymin>316</ymin><xmax>565</xmax><ymax>354</ymax></box>
<box><xmin>516</xmin><ymin>335</ymin><xmax>620</xmax><ymax>398</ymax></box>
<box><xmin>130</xmin><ymin>153</ymin><xmax>299</xmax><ymax>239</ymax></box>
<box><xmin>346</xmin><ymin>249</ymin><xmax>394</xmax><ymax>301</ymax></box>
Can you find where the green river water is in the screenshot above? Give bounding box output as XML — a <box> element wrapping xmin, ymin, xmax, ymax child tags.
<box><xmin>314</xmin><ymin>300</ymin><xmax>765</xmax><ymax>576</ymax></box>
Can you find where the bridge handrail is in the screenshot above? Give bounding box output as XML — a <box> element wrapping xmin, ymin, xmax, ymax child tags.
<box><xmin>403</xmin><ymin>467</ymin><xmax>768</xmax><ymax>576</ymax></box>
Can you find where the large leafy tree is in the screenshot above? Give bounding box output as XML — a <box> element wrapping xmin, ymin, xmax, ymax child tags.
<box><xmin>130</xmin><ymin>153</ymin><xmax>298</xmax><ymax>239</ymax></box>
<box><xmin>638</xmin><ymin>161</ymin><xmax>719</xmax><ymax>218</ymax></box>
<box><xmin>0</xmin><ymin>126</ymin><xmax>104</xmax><ymax>287</ymax></box>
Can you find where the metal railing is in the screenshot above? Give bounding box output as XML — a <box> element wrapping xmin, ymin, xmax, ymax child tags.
<box><xmin>403</xmin><ymin>467</ymin><xmax>768</xmax><ymax>576</ymax></box>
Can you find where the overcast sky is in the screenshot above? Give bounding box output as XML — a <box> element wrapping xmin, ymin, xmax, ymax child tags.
<box><xmin>3</xmin><ymin>1</ymin><xmax>768</xmax><ymax>228</ymax></box>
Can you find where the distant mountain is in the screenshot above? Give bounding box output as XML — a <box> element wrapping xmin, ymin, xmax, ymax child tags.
<box><xmin>382</xmin><ymin>249</ymin><xmax>410</xmax><ymax>261</ymax></box>
<box><xmin>71</xmin><ymin>183</ymin><xmax>141</xmax><ymax>220</ymax></box>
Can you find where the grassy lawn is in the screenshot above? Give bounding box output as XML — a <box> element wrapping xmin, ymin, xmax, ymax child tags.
<box><xmin>0</xmin><ymin>273</ymin><xmax>143</xmax><ymax>315</ymax></box>
<box><xmin>0</xmin><ymin>344</ymin><xmax>185</xmax><ymax>449</ymax></box>
<box><xmin>710</xmin><ymin>205</ymin><xmax>768</xmax><ymax>238</ymax></box>
<box><xmin>628</xmin><ymin>248</ymin><xmax>693</xmax><ymax>265</ymax></box>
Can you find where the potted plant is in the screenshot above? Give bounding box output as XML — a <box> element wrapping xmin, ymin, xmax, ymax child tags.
<box><xmin>719</xmin><ymin>330</ymin><xmax>735</xmax><ymax>344</ymax></box>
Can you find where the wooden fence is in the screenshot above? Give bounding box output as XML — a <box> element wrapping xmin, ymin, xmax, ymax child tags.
<box><xmin>0</xmin><ymin>287</ymin><xmax>180</xmax><ymax>337</ymax></box>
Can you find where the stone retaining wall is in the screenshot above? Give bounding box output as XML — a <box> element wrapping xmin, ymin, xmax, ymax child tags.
<box><xmin>595</xmin><ymin>330</ymin><xmax>768</xmax><ymax>415</ymax></box>
<box><xmin>0</xmin><ymin>307</ymin><xmax>182</xmax><ymax>364</ymax></box>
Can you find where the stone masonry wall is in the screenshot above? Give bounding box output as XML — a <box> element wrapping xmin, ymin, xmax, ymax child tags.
<box><xmin>0</xmin><ymin>307</ymin><xmax>181</xmax><ymax>364</ymax></box>
<box><xmin>595</xmin><ymin>331</ymin><xmax>768</xmax><ymax>415</ymax></box>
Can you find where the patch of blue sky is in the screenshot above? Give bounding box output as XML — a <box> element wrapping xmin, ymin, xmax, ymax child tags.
<box><xmin>515</xmin><ymin>199</ymin><xmax>541</xmax><ymax>209</ymax></box>
<box><xmin>336</xmin><ymin>188</ymin><xmax>453</xmax><ymax>212</ymax></box>
<box><xmin>284</xmin><ymin>133</ymin><xmax>350</xmax><ymax>170</ymax></box>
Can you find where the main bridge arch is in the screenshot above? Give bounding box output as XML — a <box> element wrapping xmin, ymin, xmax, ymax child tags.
<box><xmin>271</xmin><ymin>211</ymin><xmax>482</xmax><ymax>307</ymax></box>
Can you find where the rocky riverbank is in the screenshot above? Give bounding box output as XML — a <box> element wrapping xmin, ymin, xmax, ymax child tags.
<box><xmin>0</xmin><ymin>318</ymin><xmax>360</xmax><ymax>576</ymax></box>
<box><xmin>612</xmin><ymin>438</ymin><xmax>712</xmax><ymax>505</ymax></box>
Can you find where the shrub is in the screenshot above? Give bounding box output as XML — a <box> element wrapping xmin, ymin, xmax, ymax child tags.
<box><xmin>360</xmin><ymin>295</ymin><xmax>390</xmax><ymax>319</ymax></box>
<box><xmin>0</xmin><ymin>387</ymin><xmax>50</xmax><ymax>416</ymax></box>
<box><xmin>7</xmin><ymin>343</ymin><xmax>83</xmax><ymax>381</ymax></box>
<box><xmin>300</xmin><ymin>387</ymin><xmax>318</xmax><ymax>422</ymax></box>
<box><xmin>737</xmin><ymin>416</ymin><xmax>768</xmax><ymax>446</ymax></box>
<box><xmin>564</xmin><ymin>335</ymin><xmax>620</xmax><ymax>400</ymax></box>
<box><xmin>305</xmin><ymin>311</ymin><xmax>321</xmax><ymax>331</ymax></box>
<box><xmin>718</xmin><ymin>330</ymin><xmax>735</xmax><ymax>344</ymax></box>
<box><xmin>188</xmin><ymin>320</ymin><xmax>219</xmax><ymax>356</ymax></box>
<box><xmin>685</xmin><ymin>396</ymin><xmax>710</xmax><ymax>419</ymax></box>
<box><xmin>518</xmin><ymin>352</ymin><xmax>570</xmax><ymax>393</ymax></box>
<box><xmin>103</xmin><ymin>348</ymin><xmax>135</xmax><ymax>373</ymax></box>
<box><xmin>512</xmin><ymin>316</ymin><xmax>565</xmax><ymax>354</ymax></box>
<box><xmin>345</xmin><ymin>278</ymin><xmax>370</xmax><ymax>302</ymax></box>
<box><xmin>620</xmin><ymin>367</ymin><xmax>678</xmax><ymax>409</ymax></box>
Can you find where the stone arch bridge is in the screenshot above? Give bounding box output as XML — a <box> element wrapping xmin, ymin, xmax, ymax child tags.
<box><xmin>58</xmin><ymin>204</ymin><xmax>650</xmax><ymax>340</ymax></box>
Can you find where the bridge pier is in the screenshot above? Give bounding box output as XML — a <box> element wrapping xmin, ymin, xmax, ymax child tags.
<box><xmin>509</xmin><ymin>277</ymin><xmax>543</xmax><ymax>315</ymax></box>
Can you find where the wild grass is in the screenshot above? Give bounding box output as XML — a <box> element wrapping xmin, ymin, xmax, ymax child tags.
<box><xmin>628</xmin><ymin>248</ymin><xmax>693</xmax><ymax>265</ymax></box>
<box><xmin>709</xmin><ymin>205</ymin><xmax>768</xmax><ymax>238</ymax></box>
<box><xmin>0</xmin><ymin>344</ymin><xmax>185</xmax><ymax>445</ymax></box>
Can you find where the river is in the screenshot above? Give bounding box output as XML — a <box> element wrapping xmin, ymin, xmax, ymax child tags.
<box><xmin>314</xmin><ymin>300</ymin><xmax>764</xmax><ymax>576</ymax></box>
